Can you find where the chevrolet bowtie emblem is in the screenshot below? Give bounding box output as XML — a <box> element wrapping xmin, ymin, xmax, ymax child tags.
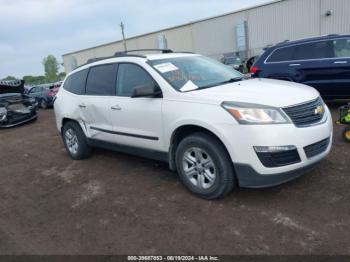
<box><xmin>314</xmin><ymin>105</ymin><xmax>324</xmax><ymax>115</ymax></box>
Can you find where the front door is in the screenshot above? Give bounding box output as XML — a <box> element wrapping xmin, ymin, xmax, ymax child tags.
<box><xmin>109</xmin><ymin>63</ymin><xmax>164</xmax><ymax>151</ymax></box>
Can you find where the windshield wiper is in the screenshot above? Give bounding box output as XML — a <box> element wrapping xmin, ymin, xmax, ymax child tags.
<box><xmin>199</xmin><ymin>77</ymin><xmax>243</xmax><ymax>89</ymax></box>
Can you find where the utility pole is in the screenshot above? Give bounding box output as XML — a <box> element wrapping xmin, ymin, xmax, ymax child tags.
<box><xmin>120</xmin><ymin>21</ymin><xmax>127</xmax><ymax>52</ymax></box>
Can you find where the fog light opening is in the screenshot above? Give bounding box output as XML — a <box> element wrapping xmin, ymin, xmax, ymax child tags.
<box><xmin>254</xmin><ymin>145</ymin><xmax>297</xmax><ymax>153</ymax></box>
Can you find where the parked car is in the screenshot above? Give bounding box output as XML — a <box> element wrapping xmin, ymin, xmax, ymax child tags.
<box><xmin>246</xmin><ymin>55</ymin><xmax>259</xmax><ymax>72</ymax></box>
<box><xmin>0</xmin><ymin>80</ymin><xmax>38</xmax><ymax>128</ymax></box>
<box><xmin>222</xmin><ymin>56</ymin><xmax>244</xmax><ymax>72</ymax></box>
<box><xmin>26</xmin><ymin>83</ymin><xmax>59</xmax><ymax>109</ymax></box>
<box><xmin>54</xmin><ymin>50</ymin><xmax>332</xmax><ymax>199</ymax></box>
<box><xmin>251</xmin><ymin>34</ymin><xmax>350</xmax><ymax>99</ymax></box>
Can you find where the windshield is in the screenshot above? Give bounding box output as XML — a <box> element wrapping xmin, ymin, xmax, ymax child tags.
<box><xmin>149</xmin><ymin>55</ymin><xmax>243</xmax><ymax>92</ymax></box>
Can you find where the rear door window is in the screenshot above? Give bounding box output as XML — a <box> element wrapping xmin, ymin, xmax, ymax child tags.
<box><xmin>293</xmin><ymin>41</ymin><xmax>333</xmax><ymax>60</ymax></box>
<box><xmin>85</xmin><ymin>64</ymin><xmax>117</xmax><ymax>96</ymax></box>
<box><xmin>333</xmin><ymin>38</ymin><xmax>350</xmax><ymax>58</ymax></box>
<box><xmin>63</xmin><ymin>69</ymin><xmax>88</xmax><ymax>95</ymax></box>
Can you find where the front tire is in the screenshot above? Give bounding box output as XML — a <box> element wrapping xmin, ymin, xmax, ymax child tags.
<box><xmin>175</xmin><ymin>132</ymin><xmax>236</xmax><ymax>199</ymax></box>
<box><xmin>62</xmin><ymin>121</ymin><xmax>93</xmax><ymax>160</ymax></box>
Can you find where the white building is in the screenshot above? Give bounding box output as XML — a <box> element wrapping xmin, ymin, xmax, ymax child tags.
<box><xmin>62</xmin><ymin>0</ymin><xmax>350</xmax><ymax>73</ymax></box>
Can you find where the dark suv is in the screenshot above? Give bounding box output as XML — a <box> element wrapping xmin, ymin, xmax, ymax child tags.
<box><xmin>251</xmin><ymin>35</ymin><xmax>350</xmax><ymax>99</ymax></box>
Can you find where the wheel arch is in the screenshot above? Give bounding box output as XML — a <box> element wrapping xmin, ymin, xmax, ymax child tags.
<box><xmin>168</xmin><ymin>124</ymin><xmax>232</xmax><ymax>171</ymax></box>
<box><xmin>61</xmin><ymin>117</ymin><xmax>87</xmax><ymax>136</ymax></box>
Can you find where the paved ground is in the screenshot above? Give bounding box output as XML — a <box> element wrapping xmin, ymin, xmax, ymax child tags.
<box><xmin>0</xmin><ymin>102</ymin><xmax>349</xmax><ymax>255</ymax></box>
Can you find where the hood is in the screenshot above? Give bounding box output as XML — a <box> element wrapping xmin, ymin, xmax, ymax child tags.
<box><xmin>185</xmin><ymin>78</ymin><xmax>319</xmax><ymax>108</ymax></box>
<box><xmin>0</xmin><ymin>80</ymin><xmax>25</xmax><ymax>94</ymax></box>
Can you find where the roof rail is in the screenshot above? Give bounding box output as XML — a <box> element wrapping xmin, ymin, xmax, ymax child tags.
<box><xmin>114</xmin><ymin>49</ymin><xmax>173</xmax><ymax>56</ymax></box>
<box><xmin>75</xmin><ymin>48</ymin><xmax>175</xmax><ymax>71</ymax></box>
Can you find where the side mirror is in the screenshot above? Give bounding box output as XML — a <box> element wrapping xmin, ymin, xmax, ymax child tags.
<box><xmin>131</xmin><ymin>84</ymin><xmax>162</xmax><ymax>98</ymax></box>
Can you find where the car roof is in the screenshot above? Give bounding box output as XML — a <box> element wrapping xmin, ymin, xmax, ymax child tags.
<box><xmin>273</xmin><ymin>34</ymin><xmax>350</xmax><ymax>48</ymax></box>
<box><xmin>70</xmin><ymin>52</ymin><xmax>200</xmax><ymax>75</ymax></box>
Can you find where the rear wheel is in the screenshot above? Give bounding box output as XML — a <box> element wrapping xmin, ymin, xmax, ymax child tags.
<box><xmin>343</xmin><ymin>126</ymin><xmax>350</xmax><ymax>143</ymax></box>
<box><xmin>62</xmin><ymin>121</ymin><xmax>93</xmax><ymax>160</ymax></box>
<box><xmin>175</xmin><ymin>132</ymin><xmax>236</xmax><ymax>199</ymax></box>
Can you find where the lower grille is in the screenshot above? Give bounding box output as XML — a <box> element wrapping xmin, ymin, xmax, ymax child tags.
<box><xmin>283</xmin><ymin>97</ymin><xmax>325</xmax><ymax>127</ymax></box>
<box><xmin>304</xmin><ymin>138</ymin><xmax>330</xmax><ymax>159</ymax></box>
<box><xmin>256</xmin><ymin>149</ymin><xmax>301</xmax><ymax>168</ymax></box>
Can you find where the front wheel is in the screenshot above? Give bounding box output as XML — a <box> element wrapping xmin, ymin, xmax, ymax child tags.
<box><xmin>62</xmin><ymin>121</ymin><xmax>93</xmax><ymax>160</ymax></box>
<box><xmin>175</xmin><ymin>132</ymin><xmax>236</xmax><ymax>199</ymax></box>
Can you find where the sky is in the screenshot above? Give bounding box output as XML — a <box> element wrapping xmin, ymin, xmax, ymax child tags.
<box><xmin>0</xmin><ymin>0</ymin><xmax>271</xmax><ymax>79</ymax></box>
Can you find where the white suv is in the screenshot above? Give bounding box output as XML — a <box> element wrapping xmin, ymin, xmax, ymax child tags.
<box><xmin>54</xmin><ymin>50</ymin><xmax>333</xmax><ymax>199</ymax></box>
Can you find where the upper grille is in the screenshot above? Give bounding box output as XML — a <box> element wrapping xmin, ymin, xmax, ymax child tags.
<box><xmin>283</xmin><ymin>97</ymin><xmax>325</xmax><ymax>127</ymax></box>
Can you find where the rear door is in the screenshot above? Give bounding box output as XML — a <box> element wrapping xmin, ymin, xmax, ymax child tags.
<box><xmin>79</xmin><ymin>63</ymin><xmax>118</xmax><ymax>143</ymax></box>
<box><xmin>109</xmin><ymin>63</ymin><xmax>164</xmax><ymax>151</ymax></box>
<box><xmin>291</xmin><ymin>40</ymin><xmax>334</xmax><ymax>97</ymax></box>
<box><xmin>327</xmin><ymin>38</ymin><xmax>350</xmax><ymax>98</ymax></box>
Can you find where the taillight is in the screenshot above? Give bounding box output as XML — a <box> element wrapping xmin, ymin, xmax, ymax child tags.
<box><xmin>250</xmin><ymin>66</ymin><xmax>260</xmax><ymax>74</ymax></box>
<box><xmin>48</xmin><ymin>90</ymin><xmax>56</xmax><ymax>96</ymax></box>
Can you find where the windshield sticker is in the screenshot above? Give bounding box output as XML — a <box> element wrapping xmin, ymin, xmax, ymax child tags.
<box><xmin>180</xmin><ymin>80</ymin><xmax>199</xmax><ymax>92</ymax></box>
<box><xmin>154</xmin><ymin>62</ymin><xmax>179</xmax><ymax>73</ymax></box>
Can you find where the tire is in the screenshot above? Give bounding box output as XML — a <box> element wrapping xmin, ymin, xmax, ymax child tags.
<box><xmin>175</xmin><ymin>132</ymin><xmax>236</xmax><ymax>199</ymax></box>
<box><xmin>40</xmin><ymin>99</ymin><xmax>48</xmax><ymax>109</ymax></box>
<box><xmin>343</xmin><ymin>126</ymin><xmax>350</xmax><ymax>143</ymax></box>
<box><xmin>62</xmin><ymin>121</ymin><xmax>93</xmax><ymax>160</ymax></box>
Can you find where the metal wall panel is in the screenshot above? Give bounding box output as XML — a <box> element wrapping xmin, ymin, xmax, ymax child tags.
<box><xmin>247</xmin><ymin>0</ymin><xmax>321</xmax><ymax>56</ymax></box>
<box><xmin>63</xmin><ymin>0</ymin><xmax>350</xmax><ymax>73</ymax></box>
<box><xmin>320</xmin><ymin>0</ymin><xmax>350</xmax><ymax>35</ymax></box>
<box><xmin>191</xmin><ymin>11</ymin><xmax>247</xmax><ymax>59</ymax></box>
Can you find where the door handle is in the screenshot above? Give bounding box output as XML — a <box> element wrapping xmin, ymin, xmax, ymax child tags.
<box><xmin>78</xmin><ymin>103</ymin><xmax>87</xmax><ymax>108</ymax></box>
<box><xmin>111</xmin><ymin>105</ymin><xmax>122</xmax><ymax>110</ymax></box>
<box><xmin>289</xmin><ymin>63</ymin><xmax>301</xmax><ymax>66</ymax></box>
<box><xmin>334</xmin><ymin>61</ymin><xmax>347</xmax><ymax>64</ymax></box>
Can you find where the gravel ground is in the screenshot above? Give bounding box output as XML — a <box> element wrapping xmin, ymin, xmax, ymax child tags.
<box><xmin>0</xmin><ymin>102</ymin><xmax>349</xmax><ymax>255</ymax></box>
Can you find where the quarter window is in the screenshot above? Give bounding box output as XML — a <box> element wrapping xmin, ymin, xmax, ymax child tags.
<box><xmin>267</xmin><ymin>46</ymin><xmax>296</xmax><ymax>62</ymax></box>
<box><xmin>333</xmin><ymin>39</ymin><xmax>350</xmax><ymax>58</ymax></box>
<box><xmin>116</xmin><ymin>64</ymin><xmax>156</xmax><ymax>97</ymax></box>
<box><xmin>86</xmin><ymin>64</ymin><xmax>117</xmax><ymax>96</ymax></box>
<box><xmin>63</xmin><ymin>69</ymin><xmax>88</xmax><ymax>95</ymax></box>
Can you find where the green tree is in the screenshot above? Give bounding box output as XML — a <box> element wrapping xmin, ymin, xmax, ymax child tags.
<box><xmin>58</xmin><ymin>72</ymin><xmax>66</xmax><ymax>81</ymax></box>
<box><xmin>43</xmin><ymin>55</ymin><xmax>59</xmax><ymax>82</ymax></box>
<box><xmin>23</xmin><ymin>75</ymin><xmax>46</xmax><ymax>86</ymax></box>
<box><xmin>1</xmin><ymin>76</ymin><xmax>17</xmax><ymax>81</ymax></box>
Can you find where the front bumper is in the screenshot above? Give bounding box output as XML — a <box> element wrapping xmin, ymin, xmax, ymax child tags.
<box><xmin>0</xmin><ymin>114</ymin><xmax>37</xmax><ymax>128</ymax></box>
<box><xmin>0</xmin><ymin>105</ymin><xmax>38</xmax><ymax>128</ymax></box>
<box><xmin>217</xmin><ymin>107</ymin><xmax>333</xmax><ymax>187</ymax></box>
<box><xmin>235</xmin><ymin>160</ymin><xmax>321</xmax><ymax>188</ymax></box>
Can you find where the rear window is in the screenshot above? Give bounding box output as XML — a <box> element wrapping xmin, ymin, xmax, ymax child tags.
<box><xmin>63</xmin><ymin>69</ymin><xmax>88</xmax><ymax>95</ymax></box>
<box><xmin>86</xmin><ymin>64</ymin><xmax>117</xmax><ymax>96</ymax></box>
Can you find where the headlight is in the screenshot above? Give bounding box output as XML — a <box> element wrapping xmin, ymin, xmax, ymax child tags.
<box><xmin>222</xmin><ymin>102</ymin><xmax>290</xmax><ymax>125</ymax></box>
